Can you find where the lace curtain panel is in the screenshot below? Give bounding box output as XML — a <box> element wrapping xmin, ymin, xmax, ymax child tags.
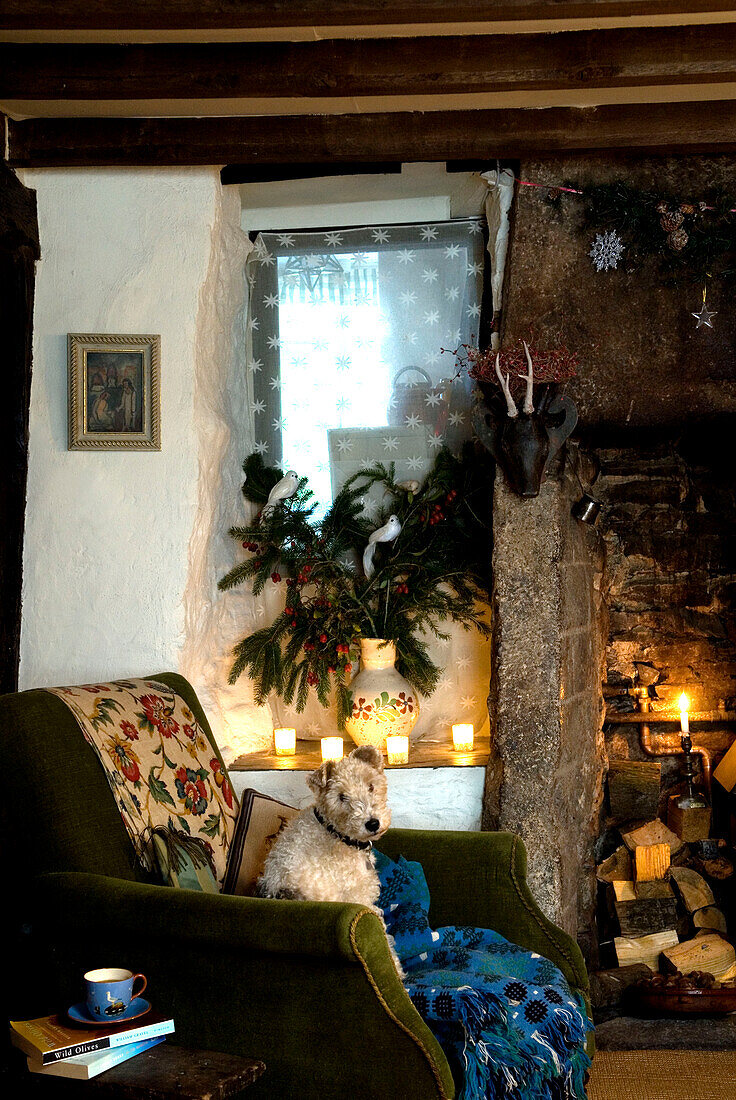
<box><xmin>242</xmin><ymin>219</ymin><xmax>491</xmax><ymax>743</ymax></box>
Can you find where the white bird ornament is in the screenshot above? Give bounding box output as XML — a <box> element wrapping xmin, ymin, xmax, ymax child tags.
<box><xmin>362</xmin><ymin>514</ymin><xmax>402</xmax><ymax>579</ymax></box>
<box><xmin>397</xmin><ymin>479</ymin><xmax>421</xmax><ymax>493</ymax></box>
<box><xmin>261</xmin><ymin>470</ymin><xmax>299</xmax><ymax>519</ymax></box>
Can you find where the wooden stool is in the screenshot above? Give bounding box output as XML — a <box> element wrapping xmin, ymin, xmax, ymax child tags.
<box><xmin>4</xmin><ymin>1045</ymin><xmax>265</xmax><ymax>1098</ymax></box>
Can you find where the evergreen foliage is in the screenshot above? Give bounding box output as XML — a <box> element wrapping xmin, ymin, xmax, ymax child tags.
<box><xmin>219</xmin><ymin>446</ymin><xmax>493</xmax><ymax>727</ymax></box>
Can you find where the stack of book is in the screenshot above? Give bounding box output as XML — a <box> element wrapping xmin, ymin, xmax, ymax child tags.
<box><xmin>10</xmin><ymin>1011</ymin><xmax>175</xmax><ymax>1080</ymax></box>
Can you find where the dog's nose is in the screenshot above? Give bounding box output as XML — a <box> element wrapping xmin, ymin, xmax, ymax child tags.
<box><xmin>365</xmin><ymin>818</ymin><xmax>380</xmax><ymax>833</ymax></box>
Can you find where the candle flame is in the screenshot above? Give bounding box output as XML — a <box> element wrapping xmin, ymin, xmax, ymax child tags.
<box><xmin>679</xmin><ymin>693</ymin><xmax>689</xmax><ymax>711</ymax></box>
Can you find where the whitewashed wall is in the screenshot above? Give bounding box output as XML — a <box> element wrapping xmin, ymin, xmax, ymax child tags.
<box><xmin>231</xmin><ymin>767</ymin><xmax>486</xmax><ymax>831</ymax></box>
<box><xmin>18</xmin><ymin>168</ymin><xmax>244</xmax><ymax>689</ymax></box>
<box><xmin>16</xmin><ymin>165</ymin><xmax>486</xmax><ymax>833</ymax></box>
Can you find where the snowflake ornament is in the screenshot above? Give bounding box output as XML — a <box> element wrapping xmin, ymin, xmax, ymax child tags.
<box><xmin>589</xmin><ymin>230</ymin><xmax>625</xmax><ymax>272</ymax></box>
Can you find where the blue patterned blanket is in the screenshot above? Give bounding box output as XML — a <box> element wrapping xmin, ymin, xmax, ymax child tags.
<box><xmin>375</xmin><ymin>851</ymin><xmax>591</xmax><ymax>1100</ymax></box>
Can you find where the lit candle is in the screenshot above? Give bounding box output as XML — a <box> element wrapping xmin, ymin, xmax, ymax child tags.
<box><xmin>321</xmin><ymin>737</ymin><xmax>343</xmax><ymax>762</ymax></box>
<box><xmin>452</xmin><ymin>724</ymin><xmax>474</xmax><ymax>752</ymax></box>
<box><xmin>274</xmin><ymin>727</ymin><xmax>296</xmax><ymax>756</ymax></box>
<box><xmin>679</xmin><ymin>694</ymin><xmax>690</xmax><ymax>735</ymax></box>
<box><xmin>386</xmin><ymin>735</ymin><xmax>409</xmax><ymax>766</ymax></box>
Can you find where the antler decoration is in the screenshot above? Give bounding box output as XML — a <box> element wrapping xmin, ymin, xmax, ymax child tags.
<box><xmin>494</xmin><ymin>354</ymin><xmax>518</xmax><ymax>419</ymax></box>
<box><xmin>520</xmin><ymin>341</ymin><xmax>535</xmax><ymax>415</ymax></box>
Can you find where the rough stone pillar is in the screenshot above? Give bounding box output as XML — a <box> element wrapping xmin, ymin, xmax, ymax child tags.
<box><xmin>483</xmin><ymin>466</ymin><xmax>605</xmax><ymax>947</ymax></box>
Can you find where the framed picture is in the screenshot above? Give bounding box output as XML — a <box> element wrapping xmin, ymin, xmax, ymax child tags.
<box><xmin>67</xmin><ymin>333</ymin><xmax>161</xmax><ymax>451</ymax></box>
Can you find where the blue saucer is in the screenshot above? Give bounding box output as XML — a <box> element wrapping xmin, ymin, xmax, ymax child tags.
<box><xmin>68</xmin><ymin>997</ymin><xmax>151</xmax><ymax>1027</ymax></box>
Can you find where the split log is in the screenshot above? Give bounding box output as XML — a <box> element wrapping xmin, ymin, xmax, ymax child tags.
<box><xmin>608</xmin><ymin>760</ymin><xmax>662</xmax><ymax>825</ymax></box>
<box><xmin>635</xmin><ymin>880</ymin><xmax>674</xmax><ymax>900</ymax></box>
<box><xmin>614</xmin><ymin>895</ymin><xmax>679</xmax><ymax>937</ymax></box>
<box><xmin>661</xmin><ymin>934</ymin><xmax>736</xmax><ymax>980</ymax></box>
<box><xmin>713</xmin><ymin>742</ymin><xmax>736</xmax><ymax>794</ymax></box>
<box><xmin>612</xmin><ymin>881</ymin><xmax>636</xmax><ymax>902</ymax></box>
<box><xmin>614</xmin><ymin>930</ymin><xmax>679</xmax><ymax>970</ymax></box>
<box><xmin>597</xmin><ymin>846</ymin><xmax>633</xmax><ymax>883</ymax></box>
<box><xmin>693</xmin><ymin>907</ymin><xmax>728</xmax><ymax>936</ymax></box>
<box><xmin>670</xmin><ymin>867</ymin><xmax>716</xmax><ymax>913</ymax></box>
<box><xmin>694</xmin><ymin>856</ymin><xmax>735</xmax><ymax>882</ymax></box>
<box><xmin>635</xmin><ymin>843</ymin><xmax>671</xmax><ymax>882</ymax></box>
<box><xmin>667</xmin><ymin>795</ymin><xmax>712</xmax><ymax>843</ymax></box>
<box><xmin>589</xmin><ymin>964</ymin><xmax>653</xmax><ymax>1010</ymax></box>
<box><xmin>622</xmin><ymin>819</ymin><xmax>684</xmax><ymax>857</ymax></box>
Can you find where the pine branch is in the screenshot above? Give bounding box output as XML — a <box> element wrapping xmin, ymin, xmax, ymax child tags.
<box><xmin>221</xmin><ymin>446</ymin><xmax>493</xmax><ymax>707</ymax></box>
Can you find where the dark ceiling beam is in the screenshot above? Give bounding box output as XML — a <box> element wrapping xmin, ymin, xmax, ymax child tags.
<box><xmin>8</xmin><ymin>101</ymin><xmax>736</xmax><ymax>167</ymax></box>
<box><xmin>219</xmin><ymin>163</ymin><xmax>402</xmax><ymax>184</ymax></box>
<box><xmin>3</xmin><ymin>0</ymin><xmax>736</xmax><ymax>30</ymax></box>
<box><xmin>3</xmin><ymin>26</ymin><xmax>736</xmax><ymax>100</ymax></box>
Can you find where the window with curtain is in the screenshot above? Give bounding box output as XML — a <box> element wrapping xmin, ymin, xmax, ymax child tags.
<box><xmin>245</xmin><ymin>219</ymin><xmax>488</xmax><ymax>515</ymax></box>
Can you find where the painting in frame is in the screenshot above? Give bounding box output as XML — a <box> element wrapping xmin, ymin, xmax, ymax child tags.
<box><xmin>68</xmin><ymin>333</ymin><xmax>161</xmax><ymax>451</ymax></box>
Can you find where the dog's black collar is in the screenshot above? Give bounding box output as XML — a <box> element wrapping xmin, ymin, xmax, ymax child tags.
<box><xmin>313</xmin><ymin>807</ymin><xmax>373</xmax><ymax>851</ymax></box>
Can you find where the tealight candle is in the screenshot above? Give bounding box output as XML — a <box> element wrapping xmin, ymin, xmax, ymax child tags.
<box><xmin>452</xmin><ymin>724</ymin><xmax>474</xmax><ymax>752</ymax></box>
<box><xmin>274</xmin><ymin>727</ymin><xmax>296</xmax><ymax>756</ymax></box>
<box><xmin>386</xmin><ymin>735</ymin><xmax>409</xmax><ymax>766</ymax></box>
<box><xmin>679</xmin><ymin>693</ymin><xmax>690</xmax><ymax>735</ymax></box>
<box><xmin>321</xmin><ymin>737</ymin><xmax>343</xmax><ymax>762</ymax></box>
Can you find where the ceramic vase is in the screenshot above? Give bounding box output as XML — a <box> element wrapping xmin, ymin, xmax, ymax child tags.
<box><xmin>344</xmin><ymin>638</ymin><xmax>420</xmax><ymax>751</ymax></box>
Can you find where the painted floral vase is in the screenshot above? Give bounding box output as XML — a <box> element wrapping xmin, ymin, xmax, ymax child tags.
<box><xmin>344</xmin><ymin>638</ymin><xmax>419</xmax><ymax>751</ymax></box>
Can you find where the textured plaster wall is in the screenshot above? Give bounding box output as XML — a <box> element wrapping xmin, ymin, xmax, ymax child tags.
<box><xmin>178</xmin><ymin>190</ymin><xmax>279</xmax><ymax>762</ymax></box>
<box><xmin>18</xmin><ymin>168</ymin><xmax>240</xmax><ymax>692</ymax></box>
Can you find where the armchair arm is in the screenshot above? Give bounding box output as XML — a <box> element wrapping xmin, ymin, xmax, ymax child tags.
<box><xmin>378</xmin><ymin>830</ymin><xmax>589</xmax><ymax>996</ymax></box>
<box><xmin>28</xmin><ymin>873</ymin><xmax>455</xmax><ymax>1100</ymax></box>
<box><xmin>33</xmin><ymin>871</ymin><xmax>365</xmax><ymax>960</ymax></box>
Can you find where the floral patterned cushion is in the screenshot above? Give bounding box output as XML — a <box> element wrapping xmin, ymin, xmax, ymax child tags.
<box><xmin>46</xmin><ymin>678</ymin><xmax>238</xmax><ymax>887</ymax></box>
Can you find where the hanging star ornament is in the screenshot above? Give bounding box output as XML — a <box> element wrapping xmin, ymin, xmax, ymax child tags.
<box><xmin>692</xmin><ymin>303</ymin><xmax>716</xmax><ymax>329</ymax></box>
<box><xmin>691</xmin><ymin>291</ymin><xmax>717</xmax><ymax>329</ymax></box>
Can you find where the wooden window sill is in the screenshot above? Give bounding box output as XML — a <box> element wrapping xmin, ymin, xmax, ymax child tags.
<box><xmin>230</xmin><ymin>734</ymin><xmax>490</xmax><ymax>772</ymax></box>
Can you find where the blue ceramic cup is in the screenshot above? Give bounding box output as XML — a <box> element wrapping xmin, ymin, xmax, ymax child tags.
<box><xmin>84</xmin><ymin>968</ymin><xmax>147</xmax><ymax>1019</ymax></box>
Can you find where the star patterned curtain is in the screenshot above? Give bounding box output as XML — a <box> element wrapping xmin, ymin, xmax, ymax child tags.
<box><xmin>242</xmin><ymin>220</ymin><xmax>492</xmax><ymax>744</ymax></box>
<box><xmin>246</xmin><ymin>220</ymin><xmax>489</xmax><ymax>512</ymax></box>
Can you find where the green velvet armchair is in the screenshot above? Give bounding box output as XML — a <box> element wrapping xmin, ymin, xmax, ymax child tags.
<box><xmin>0</xmin><ymin>672</ymin><xmax>591</xmax><ymax>1099</ymax></box>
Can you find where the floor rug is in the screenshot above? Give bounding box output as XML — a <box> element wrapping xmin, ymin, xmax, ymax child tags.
<box><xmin>588</xmin><ymin>1050</ymin><xmax>736</xmax><ymax>1100</ymax></box>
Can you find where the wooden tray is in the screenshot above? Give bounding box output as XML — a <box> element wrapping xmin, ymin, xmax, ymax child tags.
<box><xmin>634</xmin><ymin>985</ymin><xmax>736</xmax><ymax>1015</ymax></box>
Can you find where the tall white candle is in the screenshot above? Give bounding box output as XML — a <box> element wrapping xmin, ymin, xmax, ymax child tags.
<box><xmin>679</xmin><ymin>693</ymin><xmax>690</xmax><ymax>735</ymax></box>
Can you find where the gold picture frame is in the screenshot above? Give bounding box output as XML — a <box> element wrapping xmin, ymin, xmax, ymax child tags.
<box><xmin>68</xmin><ymin>333</ymin><xmax>161</xmax><ymax>451</ymax></box>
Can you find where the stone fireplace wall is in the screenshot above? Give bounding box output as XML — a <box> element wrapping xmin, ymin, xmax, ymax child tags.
<box><xmin>597</xmin><ymin>440</ymin><xmax>736</xmax><ymax>714</ymax></box>
<box><xmin>490</xmin><ymin>151</ymin><xmax>736</xmax><ymax>963</ymax></box>
<box><xmin>595</xmin><ymin>438</ymin><xmax>736</xmax><ymax>802</ymax></box>
<box><xmin>484</xmin><ymin>464</ymin><xmax>607</xmax><ymax>947</ymax></box>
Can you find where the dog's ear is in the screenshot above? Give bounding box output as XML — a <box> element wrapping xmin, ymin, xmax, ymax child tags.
<box><xmin>350</xmin><ymin>745</ymin><xmax>384</xmax><ymax>772</ymax></box>
<box><xmin>307</xmin><ymin>760</ymin><xmax>335</xmax><ymax>794</ymax></box>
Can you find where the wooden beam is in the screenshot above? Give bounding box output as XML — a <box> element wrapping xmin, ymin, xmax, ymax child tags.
<box><xmin>9</xmin><ymin>101</ymin><xmax>736</xmax><ymax>167</ymax></box>
<box><xmin>4</xmin><ymin>27</ymin><xmax>736</xmax><ymax>100</ymax></box>
<box><xmin>219</xmin><ymin>163</ymin><xmax>402</xmax><ymax>185</ymax></box>
<box><xmin>4</xmin><ymin>1</ymin><xmax>736</xmax><ymax>31</ymax></box>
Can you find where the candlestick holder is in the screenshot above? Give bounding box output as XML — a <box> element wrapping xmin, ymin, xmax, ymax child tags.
<box><xmin>676</xmin><ymin>733</ymin><xmax>708</xmax><ymax>811</ymax></box>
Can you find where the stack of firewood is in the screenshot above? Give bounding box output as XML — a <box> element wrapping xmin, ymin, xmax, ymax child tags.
<box><xmin>593</xmin><ymin>758</ymin><xmax>735</xmax><ymax>1012</ymax></box>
